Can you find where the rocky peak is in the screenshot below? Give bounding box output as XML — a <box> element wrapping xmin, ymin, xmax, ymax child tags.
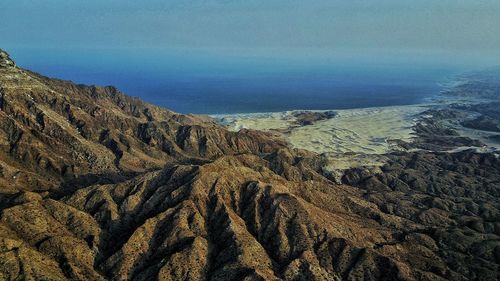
<box><xmin>0</xmin><ymin>49</ymin><xmax>15</xmax><ymax>68</ymax></box>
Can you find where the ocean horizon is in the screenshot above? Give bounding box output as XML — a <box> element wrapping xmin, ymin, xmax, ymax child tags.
<box><xmin>9</xmin><ymin>48</ymin><xmax>474</xmax><ymax>114</ymax></box>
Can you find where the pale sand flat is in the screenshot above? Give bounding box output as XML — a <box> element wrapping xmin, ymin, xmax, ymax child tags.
<box><xmin>216</xmin><ymin>105</ymin><xmax>428</xmax><ymax>155</ymax></box>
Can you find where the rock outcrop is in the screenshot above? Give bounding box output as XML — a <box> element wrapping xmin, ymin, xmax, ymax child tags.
<box><xmin>0</xmin><ymin>50</ymin><xmax>15</xmax><ymax>68</ymax></box>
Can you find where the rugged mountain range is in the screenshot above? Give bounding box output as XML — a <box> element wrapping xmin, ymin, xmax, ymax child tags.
<box><xmin>0</xmin><ymin>49</ymin><xmax>498</xmax><ymax>280</ymax></box>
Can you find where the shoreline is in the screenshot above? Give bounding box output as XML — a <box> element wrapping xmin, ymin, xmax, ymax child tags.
<box><xmin>210</xmin><ymin>99</ymin><xmax>438</xmax><ymax>119</ymax></box>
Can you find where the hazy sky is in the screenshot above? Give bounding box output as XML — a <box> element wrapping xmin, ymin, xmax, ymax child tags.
<box><xmin>2</xmin><ymin>0</ymin><xmax>500</xmax><ymax>57</ymax></box>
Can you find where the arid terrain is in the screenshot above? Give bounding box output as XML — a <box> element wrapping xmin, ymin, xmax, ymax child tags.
<box><xmin>0</xmin><ymin>49</ymin><xmax>499</xmax><ymax>281</ymax></box>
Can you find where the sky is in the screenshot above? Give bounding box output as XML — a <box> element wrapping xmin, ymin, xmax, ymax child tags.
<box><xmin>1</xmin><ymin>0</ymin><xmax>500</xmax><ymax>58</ymax></box>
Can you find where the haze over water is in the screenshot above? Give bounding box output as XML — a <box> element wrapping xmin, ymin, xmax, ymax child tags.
<box><xmin>10</xmin><ymin>48</ymin><xmax>476</xmax><ymax>114</ymax></box>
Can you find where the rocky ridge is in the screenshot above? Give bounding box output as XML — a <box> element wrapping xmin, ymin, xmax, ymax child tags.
<box><xmin>0</xmin><ymin>51</ymin><xmax>285</xmax><ymax>193</ymax></box>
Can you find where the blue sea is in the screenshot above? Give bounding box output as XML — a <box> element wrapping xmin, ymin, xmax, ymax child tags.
<box><xmin>9</xmin><ymin>48</ymin><xmax>469</xmax><ymax>114</ymax></box>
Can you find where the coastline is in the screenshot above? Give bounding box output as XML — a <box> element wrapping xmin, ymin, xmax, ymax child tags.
<box><xmin>212</xmin><ymin>93</ymin><xmax>500</xmax><ymax>171</ymax></box>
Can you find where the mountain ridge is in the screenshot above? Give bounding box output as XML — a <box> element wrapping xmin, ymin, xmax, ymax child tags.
<box><xmin>0</xmin><ymin>49</ymin><xmax>288</xmax><ymax>193</ymax></box>
<box><xmin>0</xmin><ymin>49</ymin><xmax>498</xmax><ymax>281</ymax></box>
